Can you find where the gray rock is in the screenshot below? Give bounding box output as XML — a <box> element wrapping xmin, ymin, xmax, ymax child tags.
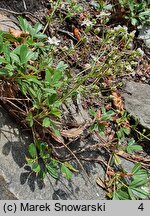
<box><xmin>0</xmin><ymin>12</ymin><xmax>20</xmax><ymax>32</ymax></box>
<box><xmin>122</xmin><ymin>81</ymin><xmax>150</xmax><ymax>130</ymax></box>
<box><xmin>0</xmin><ymin>106</ymin><xmax>106</xmax><ymax>200</ymax></box>
<box><xmin>0</xmin><ymin>175</ymin><xmax>17</xmax><ymax>200</ymax></box>
<box><xmin>0</xmin><ymin>103</ymin><xmax>144</xmax><ymax>200</ymax></box>
<box><xmin>138</xmin><ymin>25</ymin><xmax>150</xmax><ymax>49</ymax></box>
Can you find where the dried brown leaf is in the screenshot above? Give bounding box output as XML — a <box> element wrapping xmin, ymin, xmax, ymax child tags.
<box><xmin>61</xmin><ymin>127</ymin><xmax>84</xmax><ymax>138</ymax></box>
<box><xmin>9</xmin><ymin>28</ymin><xmax>29</xmax><ymax>38</ymax></box>
<box><xmin>79</xmin><ymin>13</ymin><xmax>87</xmax><ymax>20</ymax></box>
<box><xmin>120</xmin><ymin>172</ymin><xmax>132</xmax><ymax>177</ymax></box>
<box><xmin>73</xmin><ymin>28</ymin><xmax>81</xmax><ymax>41</ymax></box>
<box><xmin>107</xmin><ymin>170</ymin><xmax>115</xmax><ymax>176</ymax></box>
<box><xmin>108</xmin><ymin>131</ymin><xmax>115</xmax><ymax>141</ymax></box>
<box><xmin>96</xmin><ymin>110</ymin><xmax>102</xmax><ymax>120</ymax></box>
<box><xmin>116</xmin><ymin>150</ymin><xmax>125</xmax><ymax>156</ymax></box>
<box><xmin>51</xmin><ymin>131</ymin><xmax>64</xmax><ymax>144</ymax></box>
<box><xmin>112</xmin><ymin>91</ymin><xmax>124</xmax><ymax>114</ymax></box>
<box><xmin>96</xmin><ymin>177</ymin><xmax>106</xmax><ymax>189</ymax></box>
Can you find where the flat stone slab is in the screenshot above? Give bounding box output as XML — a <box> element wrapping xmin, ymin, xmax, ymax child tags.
<box><xmin>0</xmin><ymin>12</ymin><xmax>20</xmax><ymax>32</ymax></box>
<box><xmin>0</xmin><ymin>105</ymin><xmax>139</xmax><ymax>200</ymax></box>
<box><xmin>122</xmin><ymin>81</ymin><xmax>150</xmax><ymax>130</ymax></box>
<box><xmin>138</xmin><ymin>25</ymin><xmax>150</xmax><ymax>49</ymax></box>
<box><xmin>0</xmin><ymin>102</ymin><xmax>146</xmax><ymax>200</ymax></box>
<box><xmin>0</xmin><ymin>106</ymin><xmax>106</xmax><ymax>200</ymax></box>
<box><xmin>0</xmin><ymin>175</ymin><xmax>17</xmax><ymax>200</ymax></box>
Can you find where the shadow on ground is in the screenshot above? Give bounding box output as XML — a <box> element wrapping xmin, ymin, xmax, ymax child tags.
<box><xmin>0</xmin><ymin>106</ymin><xmax>106</xmax><ymax>199</ymax></box>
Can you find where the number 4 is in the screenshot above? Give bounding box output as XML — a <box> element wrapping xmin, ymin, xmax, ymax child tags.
<box><xmin>138</xmin><ymin>203</ymin><xmax>144</xmax><ymax>211</ymax></box>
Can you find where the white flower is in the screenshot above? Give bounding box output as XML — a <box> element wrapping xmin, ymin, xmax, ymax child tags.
<box><xmin>81</xmin><ymin>19</ymin><xmax>94</xmax><ymax>27</ymax></box>
<box><xmin>130</xmin><ymin>30</ymin><xmax>136</xmax><ymax>37</ymax></box>
<box><xmin>114</xmin><ymin>25</ymin><xmax>128</xmax><ymax>31</ymax></box>
<box><xmin>97</xmin><ymin>11</ymin><xmax>111</xmax><ymax>17</ymax></box>
<box><xmin>90</xmin><ymin>54</ymin><xmax>97</xmax><ymax>61</ymax></box>
<box><xmin>125</xmin><ymin>65</ymin><xmax>133</xmax><ymax>72</ymax></box>
<box><xmin>137</xmin><ymin>48</ymin><xmax>144</xmax><ymax>56</ymax></box>
<box><xmin>47</xmin><ymin>36</ymin><xmax>61</xmax><ymax>46</ymax></box>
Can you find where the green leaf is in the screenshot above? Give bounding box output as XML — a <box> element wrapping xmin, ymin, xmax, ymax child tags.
<box><xmin>39</xmin><ymin>169</ymin><xmax>47</xmax><ymax>179</ymax></box>
<box><xmin>34</xmin><ymin>33</ymin><xmax>47</xmax><ymax>39</ymax></box>
<box><xmin>26</xmin><ymin>75</ymin><xmax>42</xmax><ymax>87</ymax></box>
<box><xmin>27</xmin><ymin>77</ymin><xmax>41</xmax><ymax>85</ymax></box>
<box><xmin>128</xmin><ymin>0</ymin><xmax>134</xmax><ymax>11</ymax></box>
<box><xmin>88</xmin><ymin>108</ymin><xmax>96</xmax><ymax>118</ymax></box>
<box><xmin>63</xmin><ymin>162</ymin><xmax>79</xmax><ymax>173</ymax></box>
<box><xmin>61</xmin><ymin>164</ymin><xmax>72</xmax><ymax>180</ymax></box>
<box><xmin>45</xmin><ymin>69</ymin><xmax>52</xmax><ymax>84</ymax></box>
<box><xmin>28</xmin><ymin>143</ymin><xmax>37</xmax><ymax>159</ymax></box>
<box><xmin>49</xmin><ymin>160</ymin><xmax>58</xmax><ymax>168</ymax></box>
<box><xmin>116</xmin><ymin>130</ymin><xmax>123</xmax><ymax>140</ymax></box>
<box><xmin>89</xmin><ymin>123</ymin><xmax>98</xmax><ymax>131</ymax></box>
<box><xmin>50</xmin><ymin>108</ymin><xmax>61</xmax><ymax>118</ymax></box>
<box><xmin>31</xmin><ymin>22</ymin><xmax>46</xmax><ymax>38</ymax></box>
<box><xmin>39</xmin><ymin>143</ymin><xmax>49</xmax><ymax>159</ymax></box>
<box><xmin>53</xmin><ymin>100</ymin><xmax>62</xmax><ymax>108</ymax></box>
<box><xmin>20</xmin><ymin>45</ymin><xmax>35</xmax><ymax>64</ymax></box>
<box><xmin>20</xmin><ymin>45</ymin><xmax>28</xmax><ymax>64</ymax></box>
<box><xmin>18</xmin><ymin>16</ymin><xmax>29</xmax><ymax>32</ymax></box>
<box><xmin>122</xmin><ymin>127</ymin><xmax>130</xmax><ymax>135</ymax></box>
<box><xmin>5</xmin><ymin>64</ymin><xmax>14</xmax><ymax>75</ymax></box>
<box><xmin>52</xmin><ymin>70</ymin><xmax>62</xmax><ymax>83</ymax></box>
<box><xmin>113</xmin><ymin>190</ymin><xmax>130</xmax><ymax>200</ymax></box>
<box><xmin>98</xmin><ymin>123</ymin><xmax>105</xmax><ymax>133</ymax></box>
<box><xmin>26</xmin><ymin>112</ymin><xmax>33</xmax><ymax>127</ymax></box>
<box><xmin>129</xmin><ymin>187</ymin><xmax>149</xmax><ymax>199</ymax></box>
<box><xmin>128</xmin><ymin>188</ymin><xmax>136</xmax><ymax>200</ymax></box>
<box><xmin>50</xmin><ymin>121</ymin><xmax>61</xmax><ymax>137</ymax></box>
<box><xmin>133</xmin><ymin>169</ymin><xmax>148</xmax><ymax>180</ymax></box>
<box><xmin>46</xmin><ymin>164</ymin><xmax>59</xmax><ymax>179</ymax></box>
<box><xmin>28</xmin><ymin>22</ymin><xmax>46</xmax><ymax>39</ymax></box>
<box><xmin>3</xmin><ymin>45</ymin><xmax>11</xmax><ymax>62</ymax></box>
<box><xmin>10</xmin><ymin>52</ymin><xmax>20</xmax><ymax>64</ymax></box>
<box><xmin>130</xmin><ymin>178</ymin><xmax>148</xmax><ymax>188</ymax></box>
<box><xmin>131</xmin><ymin>17</ymin><xmax>138</xmax><ymax>26</ymax></box>
<box><xmin>32</xmin><ymin>162</ymin><xmax>41</xmax><ymax>173</ymax></box>
<box><xmin>56</xmin><ymin>61</ymin><xmax>68</xmax><ymax>72</ymax></box>
<box><xmin>42</xmin><ymin>117</ymin><xmax>51</xmax><ymax>127</ymax></box>
<box><xmin>127</xmin><ymin>145</ymin><xmax>143</xmax><ymax>154</ymax></box>
<box><xmin>113</xmin><ymin>154</ymin><xmax>121</xmax><ymax>165</ymax></box>
<box><xmin>26</xmin><ymin>158</ymin><xmax>34</xmax><ymax>165</ymax></box>
<box><xmin>139</xmin><ymin>10</ymin><xmax>150</xmax><ymax>17</ymax></box>
<box><xmin>132</xmin><ymin>163</ymin><xmax>141</xmax><ymax>174</ymax></box>
<box><xmin>0</xmin><ymin>57</ymin><xmax>8</xmax><ymax>64</ymax></box>
<box><xmin>128</xmin><ymin>138</ymin><xmax>136</xmax><ymax>146</ymax></box>
<box><xmin>28</xmin><ymin>87</ymin><xmax>37</xmax><ymax>99</ymax></box>
<box><xmin>42</xmin><ymin>88</ymin><xmax>56</xmax><ymax>95</ymax></box>
<box><xmin>101</xmin><ymin>110</ymin><xmax>115</xmax><ymax>121</ymax></box>
<box><xmin>104</xmin><ymin>4</ymin><xmax>113</xmax><ymax>10</ymax></box>
<box><xmin>34</xmin><ymin>22</ymin><xmax>43</xmax><ymax>33</ymax></box>
<box><xmin>0</xmin><ymin>69</ymin><xmax>9</xmax><ymax>76</ymax></box>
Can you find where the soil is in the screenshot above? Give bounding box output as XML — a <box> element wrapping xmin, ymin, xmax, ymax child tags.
<box><xmin>0</xmin><ymin>0</ymin><xmax>47</xmax><ymax>12</ymax></box>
